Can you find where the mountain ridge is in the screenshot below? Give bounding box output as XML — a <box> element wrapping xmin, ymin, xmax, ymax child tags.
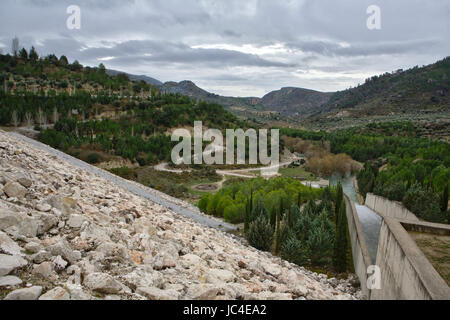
<box><xmin>107</xmin><ymin>56</ymin><xmax>449</xmax><ymax>125</ymax></box>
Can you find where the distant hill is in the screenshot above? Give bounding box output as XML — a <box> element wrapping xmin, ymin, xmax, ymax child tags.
<box><xmin>259</xmin><ymin>87</ymin><xmax>332</xmax><ymax>116</ymax></box>
<box><xmin>100</xmin><ymin>57</ymin><xmax>450</xmax><ymax>128</ymax></box>
<box><xmin>306</xmin><ymin>57</ymin><xmax>450</xmax><ymax>128</ymax></box>
<box><xmin>158</xmin><ymin>81</ymin><xmax>335</xmax><ymax>121</ymax></box>
<box><xmin>106</xmin><ymin>69</ymin><xmax>163</xmax><ymax>86</ymax></box>
<box><xmin>159</xmin><ymin>80</ymin><xmax>260</xmax><ymax>115</ymax></box>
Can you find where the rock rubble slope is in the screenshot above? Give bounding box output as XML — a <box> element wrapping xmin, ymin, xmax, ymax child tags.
<box><xmin>0</xmin><ymin>130</ymin><xmax>361</xmax><ymax>300</ymax></box>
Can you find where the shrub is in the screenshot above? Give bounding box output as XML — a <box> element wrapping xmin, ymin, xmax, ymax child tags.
<box><xmin>86</xmin><ymin>152</ymin><xmax>101</xmax><ymax>164</ymax></box>
<box><xmin>403</xmin><ymin>184</ymin><xmax>444</xmax><ymax>223</ymax></box>
<box><xmin>216</xmin><ymin>196</ymin><xmax>233</xmax><ymax>218</ymax></box>
<box><xmin>224</xmin><ymin>204</ymin><xmax>244</xmax><ymax>223</ymax></box>
<box><xmin>206</xmin><ymin>193</ymin><xmax>220</xmax><ymax>216</ymax></box>
<box><xmin>246</xmin><ymin>216</ymin><xmax>274</xmax><ymax>252</ymax></box>
<box><xmin>382</xmin><ymin>181</ymin><xmax>406</xmax><ymax>201</ymax></box>
<box><xmin>198</xmin><ymin>195</ymin><xmax>209</xmax><ymax>213</ymax></box>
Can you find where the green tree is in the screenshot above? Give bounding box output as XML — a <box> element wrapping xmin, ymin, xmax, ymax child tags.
<box><xmin>307</xmin><ymin>210</ymin><xmax>335</xmax><ymax>267</ymax></box>
<box><xmin>335</xmin><ymin>182</ymin><xmax>343</xmax><ymax>224</ymax></box>
<box><xmin>59</xmin><ymin>55</ymin><xmax>69</xmax><ymax>66</ymax></box>
<box><xmin>441</xmin><ymin>184</ymin><xmax>449</xmax><ymax>213</ymax></box>
<box><xmin>281</xmin><ymin>236</ymin><xmax>306</xmax><ymax>266</ymax></box>
<box><xmin>403</xmin><ymin>183</ymin><xmax>444</xmax><ymax>223</ymax></box>
<box><xmin>333</xmin><ymin>200</ymin><xmax>348</xmax><ymax>272</ymax></box>
<box><xmin>246</xmin><ymin>216</ymin><xmax>274</xmax><ymax>252</ymax></box>
<box><xmin>198</xmin><ymin>195</ymin><xmax>209</xmax><ymax>213</ymax></box>
<box><xmin>29</xmin><ymin>46</ymin><xmax>39</xmax><ymax>62</ymax></box>
<box><xmin>19</xmin><ymin>48</ymin><xmax>28</xmax><ymax>60</ymax></box>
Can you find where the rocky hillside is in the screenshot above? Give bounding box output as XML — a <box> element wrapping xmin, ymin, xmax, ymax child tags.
<box><xmin>106</xmin><ymin>69</ymin><xmax>163</xmax><ymax>87</ymax></box>
<box><xmin>160</xmin><ymin>80</ymin><xmax>258</xmax><ymax>111</ymax></box>
<box><xmin>259</xmin><ymin>87</ymin><xmax>332</xmax><ymax>116</ymax></box>
<box><xmin>306</xmin><ymin>57</ymin><xmax>450</xmax><ymax>128</ymax></box>
<box><xmin>0</xmin><ymin>130</ymin><xmax>361</xmax><ymax>300</ymax></box>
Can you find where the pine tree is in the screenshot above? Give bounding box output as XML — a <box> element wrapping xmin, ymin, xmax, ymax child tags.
<box><xmin>246</xmin><ymin>216</ymin><xmax>273</xmax><ymax>252</ymax></box>
<box><xmin>29</xmin><ymin>46</ymin><xmax>39</xmax><ymax>62</ymax></box>
<box><xmin>287</xmin><ymin>204</ymin><xmax>300</xmax><ymax>229</ymax></box>
<box><xmin>19</xmin><ymin>48</ymin><xmax>28</xmax><ymax>60</ymax></box>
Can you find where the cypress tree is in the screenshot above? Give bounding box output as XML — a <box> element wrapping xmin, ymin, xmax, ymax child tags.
<box><xmin>270</xmin><ymin>207</ymin><xmax>276</xmax><ymax>229</ymax></box>
<box><xmin>333</xmin><ymin>200</ymin><xmax>348</xmax><ymax>273</ymax></box>
<box><xmin>297</xmin><ymin>192</ymin><xmax>302</xmax><ymax>208</ymax></box>
<box><xmin>274</xmin><ymin>205</ymin><xmax>282</xmax><ymax>255</ymax></box>
<box><xmin>335</xmin><ymin>182</ymin><xmax>343</xmax><ymax>225</ymax></box>
<box><xmin>244</xmin><ymin>197</ymin><xmax>250</xmax><ymax>233</ymax></box>
<box><xmin>441</xmin><ymin>184</ymin><xmax>449</xmax><ymax>213</ymax></box>
<box><xmin>249</xmin><ymin>190</ymin><xmax>253</xmax><ymax>214</ymax></box>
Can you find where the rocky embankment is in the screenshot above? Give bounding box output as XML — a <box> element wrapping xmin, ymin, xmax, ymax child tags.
<box><xmin>0</xmin><ymin>130</ymin><xmax>362</xmax><ymax>300</ymax></box>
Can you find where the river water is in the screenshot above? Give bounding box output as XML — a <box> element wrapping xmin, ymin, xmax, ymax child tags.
<box><xmin>329</xmin><ymin>173</ymin><xmax>382</xmax><ymax>264</ymax></box>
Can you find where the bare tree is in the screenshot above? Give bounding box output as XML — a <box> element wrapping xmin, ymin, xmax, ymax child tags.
<box><xmin>52</xmin><ymin>107</ymin><xmax>59</xmax><ymax>124</ymax></box>
<box><xmin>37</xmin><ymin>108</ymin><xmax>47</xmax><ymax>127</ymax></box>
<box><xmin>12</xmin><ymin>37</ymin><xmax>19</xmax><ymax>56</ymax></box>
<box><xmin>25</xmin><ymin>112</ymin><xmax>33</xmax><ymax>128</ymax></box>
<box><xmin>11</xmin><ymin>110</ymin><xmax>19</xmax><ymax>127</ymax></box>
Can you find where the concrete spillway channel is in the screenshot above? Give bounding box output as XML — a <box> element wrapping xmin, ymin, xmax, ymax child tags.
<box><xmin>9</xmin><ymin>132</ymin><xmax>238</xmax><ymax>233</ymax></box>
<box><xmin>354</xmin><ymin>205</ymin><xmax>382</xmax><ymax>264</ymax></box>
<box><xmin>330</xmin><ymin>174</ymin><xmax>382</xmax><ymax>264</ymax></box>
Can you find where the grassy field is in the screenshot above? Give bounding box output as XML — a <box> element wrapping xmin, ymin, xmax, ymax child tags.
<box><xmin>278</xmin><ymin>166</ymin><xmax>317</xmax><ymax>181</ymax></box>
<box><xmin>409</xmin><ymin>231</ymin><xmax>450</xmax><ymax>286</ymax></box>
<box><xmin>109</xmin><ymin>166</ymin><xmax>221</xmax><ymax>203</ymax></box>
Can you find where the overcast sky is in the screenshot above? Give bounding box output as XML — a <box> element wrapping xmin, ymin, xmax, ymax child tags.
<box><xmin>0</xmin><ymin>0</ymin><xmax>449</xmax><ymax>97</ymax></box>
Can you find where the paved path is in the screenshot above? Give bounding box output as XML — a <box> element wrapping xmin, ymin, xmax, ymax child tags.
<box><xmin>9</xmin><ymin>132</ymin><xmax>238</xmax><ymax>233</ymax></box>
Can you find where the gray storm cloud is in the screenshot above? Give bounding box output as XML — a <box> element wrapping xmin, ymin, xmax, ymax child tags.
<box><xmin>0</xmin><ymin>0</ymin><xmax>448</xmax><ymax>97</ymax></box>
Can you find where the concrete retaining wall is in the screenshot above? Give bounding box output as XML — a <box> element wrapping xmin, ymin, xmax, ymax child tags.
<box><xmin>372</xmin><ymin>217</ymin><xmax>450</xmax><ymax>300</ymax></box>
<box><xmin>365</xmin><ymin>194</ymin><xmax>450</xmax><ymax>300</ymax></box>
<box><xmin>366</xmin><ymin>193</ymin><xmax>419</xmax><ymax>221</ymax></box>
<box><xmin>344</xmin><ymin>194</ymin><xmax>373</xmax><ymax>299</ymax></box>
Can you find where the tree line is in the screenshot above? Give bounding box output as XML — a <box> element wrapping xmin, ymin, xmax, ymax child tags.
<box><xmin>198</xmin><ymin>177</ymin><xmax>352</xmax><ymax>273</ymax></box>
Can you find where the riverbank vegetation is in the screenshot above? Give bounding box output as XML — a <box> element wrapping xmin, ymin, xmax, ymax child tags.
<box><xmin>280</xmin><ymin>124</ymin><xmax>449</xmax><ymax>224</ymax></box>
<box><xmin>333</xmin><ymin>128</ymin><xmax>449</xmax><ymax>224</ymax></box>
